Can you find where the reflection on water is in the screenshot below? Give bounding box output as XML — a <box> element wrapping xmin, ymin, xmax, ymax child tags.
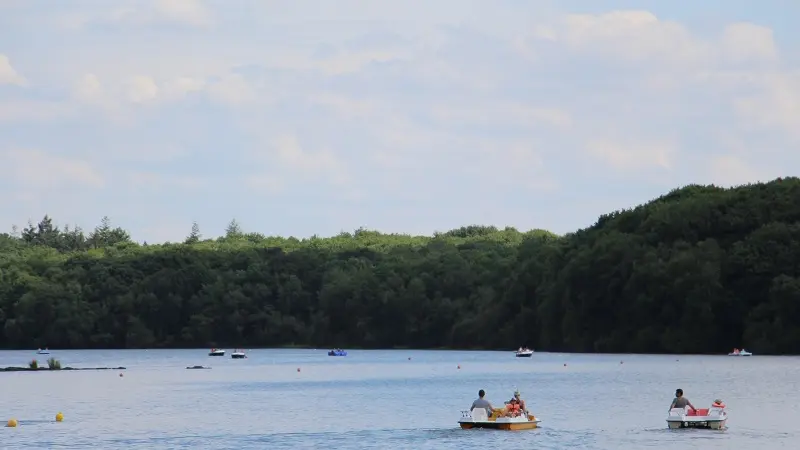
<box><xmin>1</xmin><ymin>349</ymin><xmax>798</xmax><ymax>449</ymax></box>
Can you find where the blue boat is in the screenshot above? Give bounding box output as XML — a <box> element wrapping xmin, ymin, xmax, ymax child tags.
<box><xmin>328</xmin><ymin>349</ymin><xmax>347</xmax><ymax>356</ymax></box>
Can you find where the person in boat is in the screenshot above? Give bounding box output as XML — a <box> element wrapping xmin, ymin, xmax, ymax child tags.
<box><xmin>669</xmin><ymin>389</ymin><xmax>697</xmax><ymax>412</ymax></box>
<box><xmin>712</xmin><ymin>399</ymin><xmax>725</xmax><ymax>408</ymax></box>
<box><xmin>504</xmin><ymin>390</ymin><xmax>527</xmax><ymax>417</ymax></box>
<box><xmin>470</xmin><ymin>389</ymin><xmax>494</xmax><ymax>416</ymax></box>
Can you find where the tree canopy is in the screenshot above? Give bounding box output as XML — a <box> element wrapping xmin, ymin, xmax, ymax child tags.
<box><xmin>1</xmin><ymin>177</ymin><xmax>799</xmax><ymax>354</ymax></box>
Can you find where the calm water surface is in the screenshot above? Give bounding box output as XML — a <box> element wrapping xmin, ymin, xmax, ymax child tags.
<box><xmin>0</xmin><ymin>349</ymin><xmax>797</xmax><ymax>449</ymax></box>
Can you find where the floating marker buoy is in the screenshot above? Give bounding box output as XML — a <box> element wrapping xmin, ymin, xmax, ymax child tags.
<box><xmin>408</xmin><ymin>357</ymin><xmax>411</xmax><ymax>360</ymax></box>
<box><xmin>297</xmin><ymin>368</ymin><xmax>300</xmax><ymax>372</ymax></box>
<box><xmin>55</xmin><ymin>412</ymin><xmax>63</xmax><ymax>422</ymax></box>
<box><xmin>563</xmin><ymin>363</ymin><xmax>567</xmax><ymax>367</ymax></box>
<box><xmin>6</xmin><ymin>418</ymin><xmax>17</xmax><ymax>427</ymax></box>
<box><xmin>620</xmin><ymin>361</ymin><xmax>623</xmax><ymax>364</ymax></box>
<box><xmin>119</xmin><ymin>373</ymin><xmax>123</xmax><ymax>377</ymax></box>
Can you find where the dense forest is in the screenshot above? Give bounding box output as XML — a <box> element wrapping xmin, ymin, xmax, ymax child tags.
<box><xmin>0</xmin><ymin>178</ymin><xmax>799</xmax><ymax>354</ymax></box>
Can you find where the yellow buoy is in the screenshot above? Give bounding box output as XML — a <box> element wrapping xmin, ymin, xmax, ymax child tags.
<box><xmin>55</xmin><ymin>412</ymin><xmax>63</xmax><ymax>422</ymax></box>
<box><xmin>6</xmin><ymin>418</ymin><xmax>17</xmax><ymax>427</ymax></box>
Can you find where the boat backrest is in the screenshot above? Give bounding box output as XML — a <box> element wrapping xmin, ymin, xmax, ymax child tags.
<box><xmin>669</xmin><ymin>407</ymin><xmax>687</xmax><ymax>417</ymax></box>
<box><xmin>471</xmin><ymin>408</ymin><xmax>488</xmax><ymax>421</ymax></box>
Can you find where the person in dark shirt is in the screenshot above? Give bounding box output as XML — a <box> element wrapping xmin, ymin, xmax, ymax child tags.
<box><xmin>669</xmin><ymin>388</ymin><xmax>697</xmax><ymax>412</ymax></box>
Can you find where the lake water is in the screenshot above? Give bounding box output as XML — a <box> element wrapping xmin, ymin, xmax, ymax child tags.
<box><xmin>0</xmin><ymin>349</ymin><xmax>797</xmax><ymax>449</ymax></box>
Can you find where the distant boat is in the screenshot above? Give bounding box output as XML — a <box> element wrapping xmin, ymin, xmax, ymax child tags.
<box><xmin>37</xmin><ymin>348</ymin><xmax>50</xmax><ymax>355</ymax></box>
<box><xmin>328</xmin><ymin>349</ymin><xmax>347</xmax><ymax>356</ymax></box>
<box><xmin>515</xmin><ymin>347</ymin><xmax>533</xmax><ymax>358</ymax></box>
<box><xmin>728</xmin><ymin>348</ymin><xmax>752</xmax><ymax>356</ymax></box>
<box><xmin>231</xmin><ymin>349</ymin><xmax>247</xmax><ymax>359</ymax></box>
<box><xmin>209</xmin><ymin>348</ymin><xmax>225</xmax><ymax>356</ymax></box>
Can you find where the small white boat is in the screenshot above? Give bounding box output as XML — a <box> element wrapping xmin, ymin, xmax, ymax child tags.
<box><xmin>515</xmin><ymin>347</ymin><xmax>533</xmax><ymax>357</ymax></box>
<box><xmin>37</xmin><ymin>348</ymin><xmax>50</xmax><ymax>355</ymax></box>
<box><xmin>459</xmin><ymin>408</ymin><xmax>541</xmax><ymax>430</ymax></box>
<box><xmin>208</xmin><ymin>348</ymin><xmax>225</xmax><ymax>356</ymax></box>
<box><xmin>231</xmin><ymin>349</ymin><xmax>247</xmax><ymax>359</ymax></box>
<box><xmin>666</xmin><ymin>401</ymin><xmax>727</xmax><ymax>430</ymax></box>
<box><xmin>728</xmin><ymin>348</ymin><xmax>752</xmax><ymax>356</ymax></box>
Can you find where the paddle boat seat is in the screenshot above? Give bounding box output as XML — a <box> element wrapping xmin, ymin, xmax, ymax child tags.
<box><xmin>471</xmin><ymin>408</ymin><xmax>488</xmax><ymax>421</ymax></box>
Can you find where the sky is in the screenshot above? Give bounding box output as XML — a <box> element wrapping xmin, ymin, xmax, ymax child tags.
<box><xmin>1</xmin><ymin>0</ymin><xmax>798</xmax><ymax>243</ymax></box>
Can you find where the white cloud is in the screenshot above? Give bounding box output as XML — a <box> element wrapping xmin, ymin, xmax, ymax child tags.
<box><xmin>61</xmin><ymin>0</ymin><xmax>213</xmax><ymax>29</ymax></box>
<box><xmin>0</xmin><ymin>2</ymin><xmax>797</xmax><ymax>241</ymax></box>
<box><xmin>0</xmin><ymin>54</ymin><xmax>27</xmax><ymax>85</ymax></box>
<box><xmin>125</xmin><ymin>75</ymin><xmax>160</xmax><ymax>104</ymax></box>
<box><xmin>0</xmin><ymin>149</ymin><xmax>104</xmax><ymax>189</ymax></box>
<box><xmin>73</xmin><ymin>73</ymin><xmax>106</xmax><ymax>105</ymax></box>
<box><xmin>270</xmin><ymin>135</ymin><xmax>350</xmax><ymax>186</ymax></box>
<box><xmin>554</xmin><ymin>11</ymin><xmax>706</xmax><ymax>66</ymax></box>
<box><xmin>587</xmin><ymin>139</ymin><xmax>675</xmax><ymax>171</ymax></box>
<box><xmin>708</xmin><ymin>155</ymin><xmax>770</xmax><ymax>187</ymax></box>
<box><xmin>429</xmin><ymin>103</ymin><xmax>572</xmax><ymax>129</ymax></box>
<box><xmin>152</xmin><ymin>0</ymin><xmax>212</xmax><ymax>27</ymax></box>
<box><xmin>126</xmin><ymin>171</ymin><xmax>206</xmax><ymax>191</ymax></box>
<box><xmin>733</xmin><ymin>71</ymin><xmax>800</xmax><ymax>140</ymax></box>
<box><xmin>720</xmin><ymin>23</ymin><xmax>779</xmax><ymax>64</ymax></box>
<box><xmin>245</xmin><ymin>176</ymin><xmax>284</xmax><ymax>195</ymax></box>
<box><xmin>541</xmin><ymin>10</ymin><xmax>780</xmax><ymax>69</ymax></box>
<box><xmin>206</xmin><ymin>74</ymin><xmax>258</xmax><ymax>106</ymax></box>
<box><xmin>0</xmin><ymin>100</ymin><xmax>72</xmax><ymax>122</ymax></box>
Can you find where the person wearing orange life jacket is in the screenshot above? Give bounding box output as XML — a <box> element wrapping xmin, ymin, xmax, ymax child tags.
<box><xmin>504</xmin><ymin>390</ymin><xmax>527</xmax><ymax>417</ymax></box>
<box><xmin>504</xmin><ymin>398</ymin><xmax>521</xmax><ymax>417</ymax></box>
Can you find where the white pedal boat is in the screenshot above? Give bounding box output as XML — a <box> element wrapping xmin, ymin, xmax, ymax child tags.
<box><xmin>667</xmin><ymin>402</ymin><xmax>727</xmax><ymax>430</ymax></box>
<box><xmin>459</xmin><ymin>408</ymin><xmax>541</xmax><ymax>430</ymax></box>
<box><xmin>728</xmin><ymin>348</ymin><xmax>752</xmax><ymax>356</ymax></box>
<box><xmin>515</xmin><ymin>349</ymin><xmax>533</xmax><ymax>357</ymax></box>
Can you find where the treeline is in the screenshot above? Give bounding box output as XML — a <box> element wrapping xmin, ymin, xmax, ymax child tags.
<box><xmin>1</xmin><ymin>177</ymin><xmax>799</xmax><ymax>354</ymax></box>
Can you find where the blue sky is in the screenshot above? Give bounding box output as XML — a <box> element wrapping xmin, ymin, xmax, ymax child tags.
<box><xmin>1</xmin><ymin>0</ymin><xmax>797</xmax><ymax>243</ymax></box>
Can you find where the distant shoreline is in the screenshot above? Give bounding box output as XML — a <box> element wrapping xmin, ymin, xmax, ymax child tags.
<box><xmin>0</xmin><ymin>347</ymin><xmax>773</xmax><ymax>356</ymax></box>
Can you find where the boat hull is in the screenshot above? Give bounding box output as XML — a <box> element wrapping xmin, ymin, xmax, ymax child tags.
<box><xmin>209</xmin><ymin>351</ymin><xmax>225</xmax><ymax>356</ymax></box>
<box><xmin>460</xmin><ymin>421</ymin><xmax>539</xmax><ymax>430</ymax></box>
<box><xmin>231</xmin><ymin>354</ymin><xmax>246</xmax><ymax>359</ymax></box>
<box><xmin>459</xmin><ymin>409</ymin><xmax>541</xmax><ymax>431</ymax></box>
<box><xmin>515</xmin><ymin>353</ymin><xmax>533</xmax><ymax>357</ymax></box>
<box><xmin>667</xmin><ymin>419</ymin><xmax>726</xmax><ymax>430</ymax></box>
<box><xmin>328</xmin><ymin>351</ymin><xmax>347</xmax><ymax>356</ymax></box>
<box><xmin>667</xmin><ymin>405</ymin><xmax>727</xmax><ymax>430</ymax></box>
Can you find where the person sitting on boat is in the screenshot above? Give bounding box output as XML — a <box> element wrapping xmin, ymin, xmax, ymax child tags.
<box><xmin>470</xmin><ymin>389</ymin><xmax>494</xmax><ymax>416</ymax></box>
<box><xmin>712</xmin><ymin>399</ymin><xmax>725</xmax><ymax>408</ymax></box>
<box><xmin>504</xmin><ymin>390</ymin><xmax>527</xmax><ymax>416</ymax></box>
<box><xmin>669</xmin><ymin>389</ymin><xmax>697</xmax><ymax>413</ymax></box>
<box><xmin>504</xmin><ymin>398</ymin><xmax>522</xmax><ymax>417</ymax></box>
